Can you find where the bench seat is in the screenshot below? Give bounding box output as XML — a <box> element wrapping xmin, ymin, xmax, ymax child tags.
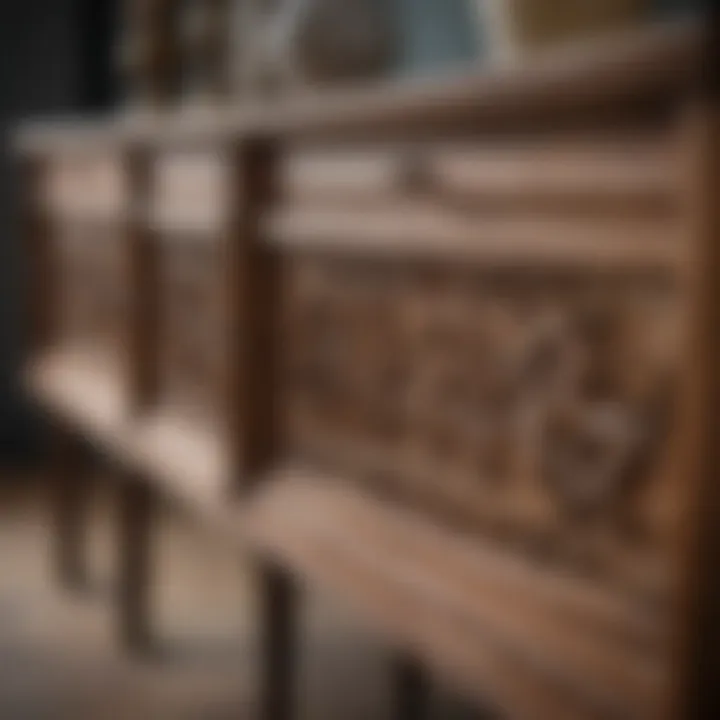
<box><xmin>244</xmin><ymin>466</ymin><xmax>669</xmax><ymax>720</ymax></box>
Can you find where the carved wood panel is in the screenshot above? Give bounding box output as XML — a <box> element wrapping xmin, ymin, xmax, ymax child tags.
<box><xmin>283</xmin><ymin>257</ymin><xmax>682</xmax><ymax>603</ymax></box>
<box><xmin>156</xmin><ymin>236</ymin><xmax>227</xmax><ymax>426</ymax></box>
<box><xmin>55</xmin><ymin>222</ymin><xmax>128</xmax><ymax>358</ymax></box>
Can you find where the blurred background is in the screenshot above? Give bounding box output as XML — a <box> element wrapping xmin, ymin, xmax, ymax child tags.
<box><xmin>0</xmin><ymin>1</ymin><xmax>706</xmax><ymax>718</ymax></box>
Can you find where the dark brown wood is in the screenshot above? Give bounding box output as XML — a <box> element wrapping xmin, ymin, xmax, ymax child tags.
<box><xmin>393</xmin><ymin>655</ymin><xmax>431</xmax><ymax>720</ymax></box>
<box><xmin>23</xmin><ymin>155</ymin><xmax>55</xmax><ymax>354</ymax></box>
<box><xmin>126</xmin><ymin>146</ymin><xmax>158</xmax><ymax>412</ymax></box>
<box><xmin>227</xmin><ymin>139</ymin><xmax>281</xmax><ymax>485</ymax></box>
<box><xmin>667</xmin><ymin>98</ymin><xmax>720</xmax><ymax>719</ymax></box>
<box><xmin>51</xmin><ymin>427</ymin><xmax>92</xmax><ymax>592</ymax></box>
<box><xmin>259</xmin><ymin>562</ymin><xmax>298</xmax><ymax>720</ymax></box>
<box><xmin>117</xmin><ymin>472</ymin><xmax>156</xmax><ymax>655</ymax></box>
<box><xmin>120</xmin><ymin>0</ymin><xmax>178</xmax><ymax>106</ymax></box>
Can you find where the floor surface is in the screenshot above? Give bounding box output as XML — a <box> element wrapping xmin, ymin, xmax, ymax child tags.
<box><xmin>0</xmin><ymin>472</ymin><xmax>479</xmax><ymax>719</ymax></box>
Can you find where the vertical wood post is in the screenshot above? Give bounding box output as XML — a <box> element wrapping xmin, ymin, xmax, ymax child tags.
<box><xmin>51</xmin><ymin>427</ymin><xmax>92</xmax><ymax>592</ymax></box>
<box><xmin>22</xmin><ymin>154</ymin><xmax>91</xmax><ymax>594</ymax></box>
<box><xmin>669</xmin><ymin>49</ymin><xmax>720</xmax><ymax>720</ymax></box>
<box><xmin>226</xmin><ymin>138</ymin><xmax>282</xmax><ymax>486</ymax></box>
<box><xmin>392</xmin><ymin>655</ymin><xmax>432</xmax><ymax>720</ymax></box>
<box><xmin>122</xmin><ymin>0</ymin><xmax>178</xmax><ymax>106</ymax></box>
<box><xmin>117</xmin><ymin>471</ymin><xmax>156</xmax><ymax>654</ymax></box>
<box><xmin>259</xmin><ymin>562</ymin><xmax>299</xmax><ymax>720</ymax></box>
<box><xmin>116</xmin><ymin>142</ymin><xmax>159</xmax><ymax>656</ymax></box>
<box><xmin>227</xmin><ymin>140</ymin><xmax>297</xmax><ymax>719</ymax></box>
<box><xmin>126</xmin><ymin>144</ymin><xmax>158</xmax><ymax>412</ymax></box>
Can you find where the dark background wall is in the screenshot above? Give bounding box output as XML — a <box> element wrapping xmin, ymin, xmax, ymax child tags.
<box><xmin>0</xmin><ymin>0</ymin><xmax>118</xmax><ymax>466</ymax></box>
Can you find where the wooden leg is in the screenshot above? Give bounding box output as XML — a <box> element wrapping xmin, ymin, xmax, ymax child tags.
<box><xmin>51</xmin><ymin>427</ymin><xmax>91</xmax><ymax>592</ymax></box>
<box><xmin>393</xmin><ymin>654</ymin><xmax>431</xmax><ymax>720</ymax></box>
<box><xmin>259</xmin><ymin>562</ymin><xmax>298</xmax><ymax>720</ymax></box>
<box><xmin>117</xmin><ymin>473</ymin><xmax>156</xmax><ymax>655</ymax></box>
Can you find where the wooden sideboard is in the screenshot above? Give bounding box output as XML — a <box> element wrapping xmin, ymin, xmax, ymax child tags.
<box><xmin>16</xmin><ymin>19</ymin><xmax>716</xmax><ymax>720</ymax></box>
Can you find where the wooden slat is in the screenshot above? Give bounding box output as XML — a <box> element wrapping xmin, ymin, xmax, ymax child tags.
<box><xmin>245</xmin><ymin>470</ymin><xmax>663</xmax><ymax>720</ymax></box>
<box><xmin>225</xmin><ymin>140</ymin><xmax>282</xmax><ymax>486</ymax></box>
<box><xmin>287</xmin><ymin>427</ymin><xmax>674</xmax><ymax>605</ymax></box>
<box><xmin>284</xmin><ymin>150</ymin><xmax>401</xmax><ymax>201</ymax></box>
<box><xmin>26</xmin><ymin>347</ymin><xmax>127</xmax><ymax>436</ymax></box>
<box><xmin>268</xmin><ymin>206</ymin><xmax>681</xmax><ymax>271</ymax></box>
<box><xmin>26</xmin><ymin>349</ymin><xmax>228</xmax><ymax>508</ymax></box>
<box><xmin>149</xmin><ymin>205</ymin><xmax>227</xmax><ymax>235</ymax></box>
<box><xmin>428</xmin><ymin>141</ymin><xmax>676</xmax><ymax>212</ymax></box>
<box><xmin>284</xmin><ymin>140</ymin><xmax>677</xmax><ymax>213</ymax></box>
<box><xmin>129</xmin><ymin>413</ymin><xmax>227</xmax><ymax>500</ymax></box>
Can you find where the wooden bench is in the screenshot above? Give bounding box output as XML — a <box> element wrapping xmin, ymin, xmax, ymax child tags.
<box><xmin>16</xmin><ymin>18</ymin><xmax>716</xmax><ymax>720</ymax></box>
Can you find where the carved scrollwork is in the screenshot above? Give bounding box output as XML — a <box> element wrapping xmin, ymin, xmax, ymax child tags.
<box><xmin>285</xmin><ymin>258</ymin><xmax>679</xmax><ymax>591</ymax></box>
<box><xmin>157</xmin><ymin>240</ymin><xmax>226</xmax><ymax>422</ymax></box>
<box><xmin>58</xmin><ymin>225</ymin><xmax>127</xmax><ymax>353</ymax></box>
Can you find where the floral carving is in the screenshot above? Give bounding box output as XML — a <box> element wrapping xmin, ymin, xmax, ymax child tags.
<box><xmin>284</xmin><ymin>258</ymin><xmax>679</xmax><ymax>592</ymax></box>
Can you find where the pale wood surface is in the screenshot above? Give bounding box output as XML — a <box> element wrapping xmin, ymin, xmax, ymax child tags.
<box><xmin>243</xmin><ymin>467</ymin><xmax>666</xmax><ymax>720</ymax></box>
